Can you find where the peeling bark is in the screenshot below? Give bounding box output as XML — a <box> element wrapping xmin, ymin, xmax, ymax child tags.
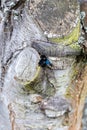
<box><xmin>0</xmin><ymin>0</ymin><xmax>87</xmax><ymax>130</ymax></box>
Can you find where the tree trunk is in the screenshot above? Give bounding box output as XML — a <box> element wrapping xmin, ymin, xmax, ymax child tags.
<box><xmin>0</xmin><ymin>0</ymin><xmax>87</xmax><ymax>130</ymax></box>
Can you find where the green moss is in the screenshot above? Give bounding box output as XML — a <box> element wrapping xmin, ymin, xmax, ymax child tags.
<box><xmin>65</xmin><ymin>87</ymin><xmax>72</xmax><ymax>98</ymax></box>
<box><xmin>24</xmin><ymin>84</ymin><xmax>35</xmax><ymax>91</ymax></box>
<box><xmin>25</xmin><ymin>77</ymin><xmax>55</xmax><ymax>96</ymax></box>
<box><xmin>69</xmin><ymin>43</ymin><xmax>81</xmax><ymax>50</ymax></box>
<box><xmin>24</xmin><ymin>66</ymin><xmax>41</xmax><ymax>86</ymax></box>
<box><xmin>24</xmin><ymin>67</ymin><xmax>42</xmax><ymax>92</ymax></box>
<box><xmin>49</xmin><ymin>21</ymin><xmax>80</xmax><ymax>46</ymax></box>
<box><xmin>71</xmin><ymin>59</ymin><xmax>86</xmax><ymax>81</ymax></box>
<box><xmin>24</xmin><ymin>67</ymin><xmax>55</xmax><ymax>96</ymax></box>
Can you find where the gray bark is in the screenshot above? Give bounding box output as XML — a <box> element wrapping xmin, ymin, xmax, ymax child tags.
<box><xmin>0</xmin><ymin>0</ymin><xmax>85</xmax><ymax>130</ymax></box>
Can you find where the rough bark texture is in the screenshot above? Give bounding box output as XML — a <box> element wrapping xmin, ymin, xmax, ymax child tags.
<box><xmin>0</xmin><ymin>0</ymin><xmax>87</xmax><ymax>130</ymax></box>
<box><xmin>79</xmin><ymin>1</ymin><xmax>87</xmax><ymax>130</ymax></box>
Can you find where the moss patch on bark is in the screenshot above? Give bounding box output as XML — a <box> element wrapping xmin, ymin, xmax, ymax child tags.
<box><xmin>49</xmin><ymin>22</ymin><xmax>80</xmax><ymax>49</ymax></box>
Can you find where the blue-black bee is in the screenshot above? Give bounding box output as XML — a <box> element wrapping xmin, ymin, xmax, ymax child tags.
<box><xmin>38</xmin><ymin>55</ymin><xmax>53</xmax><ymax>69</ymax></box>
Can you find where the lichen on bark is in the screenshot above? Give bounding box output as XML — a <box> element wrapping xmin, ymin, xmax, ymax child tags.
<box><xmin>49</xmin><ymin>21</ymin><xmax>80</xmax><ymax>45</ymax></box>
<box><xmin>1</xmin><ymin>0</ymin><xmax>87</xmax><ymax>130</ymax></box>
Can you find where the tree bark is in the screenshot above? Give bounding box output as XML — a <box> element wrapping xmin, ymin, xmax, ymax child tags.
<box><xmin>0</xmin><ymin>0</ymin><xmax>87</xmax><ymax>130</ymax></box>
